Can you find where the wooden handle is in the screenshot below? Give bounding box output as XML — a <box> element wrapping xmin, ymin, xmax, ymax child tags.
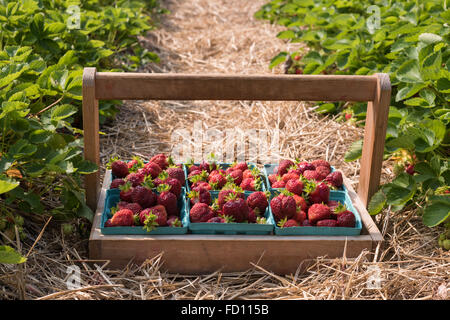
<box><xmin>82</xmin><ymin>68</ymin><xmax>391</xmax><ymax>211</ymax></box>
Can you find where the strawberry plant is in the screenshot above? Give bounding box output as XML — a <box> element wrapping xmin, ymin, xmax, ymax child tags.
<box><xmin>0</xmin><ymin>0</ymin><xmax>164</xmax><ymax>238</ymax></box>
<box><xmin>256</xmin><ymin>0</ymin><xmax>450</xmax><ymax>243</ymax></box>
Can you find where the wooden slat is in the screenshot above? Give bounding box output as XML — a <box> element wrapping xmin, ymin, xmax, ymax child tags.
<box><xmin>89</xmin><ymin>170</ymin><xmax>380</xmax><ymax>274</ymax></box>
<box><xmin>358</xmin><ymin>73</ymin><xmax>391</xmax><ymax>207</ymax></box>
<box><xmin>82</xmin><ymin>67</ymin><xmax>100</xmax><ymax>211</ymax></box>
<box><xmin>95</xmin><ymin>73</ymin><xmax>378</xmax><ymax>102</ymax></box>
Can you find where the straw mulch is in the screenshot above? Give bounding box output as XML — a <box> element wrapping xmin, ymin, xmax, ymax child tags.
<box><xmin>1</xmin><ymin>0</ymin><xmax>449</xmax><ymax>300</ymax></box>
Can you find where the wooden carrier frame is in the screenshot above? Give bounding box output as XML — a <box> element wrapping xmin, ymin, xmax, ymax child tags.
<box><xmin>84</xmin><ymin>68</ymin><xmax>390</xmax><ymax>274</ymax></box>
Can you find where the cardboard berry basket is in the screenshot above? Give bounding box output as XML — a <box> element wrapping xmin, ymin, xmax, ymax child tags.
<box><xmin>85</xmin><ymin>70</ymin><xmax>387</xmax><ymax>274</ymax></box>
<box><xmin>267</xmin><ymin>191</ymin><xmax>362</xmax><ymax>236</ymax></box>
<box><xmin>101</xmin><ymin>188</ymin><xmax>188</xmax><ymax>235</ymax></box>
<box><xmin>183</xmin><ymin>162</ymin><xmax>266</xmax><ymax>195</ymax></box>
<box><xmin>263</xmin><ymin>163</ymin><xmax>347</xmax><ymax>194</ymax></box>
<box><xmin>184</xmin><ymin>192</ymin><xmax>274</xmax><ymax>235</ymax></box>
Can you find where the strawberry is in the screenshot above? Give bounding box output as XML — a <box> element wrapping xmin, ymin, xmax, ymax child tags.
<box><xmin>157</xmin><ymin>184</ymin><xmax>178</xmax><ymax>216</ymax></box>
<box><xmin>282</xmin><ymin>172</ymin><xmax>300</xmax><ymax>183</ymax></box>
<box><xmin>208</xmin><ymin>172</ymin><xmax>227</xmax><ymax>190</ymax></box>
<box><xmin>406</xmin><ymin>164</ymin><xmax>415</xmax><ymax>175</ymax></box>
<box><xmin>337</xmin><ymin>211</ymin><xmax>356</xmax><ymax>228</ymax></box>
<box><xmin>188</xmin><ymin>165</ymin><xmax>200</xmax><ymax>173</ymax></box>
<box><xmin>207</xmin><ymin>216</ymin><xmax>226</xmax><ymax>223</ymax></box>
<box><xmin>104</xmin><ymin>219</ymin><xmax>113</xmax><ymax>227</ymax></box>
<box><xmin>140</xmin><ymin>205</ymin><xmax>168</xmax><ymax>231</ymax></box>
<box><xmin>190</xmin><ymin>203</ymin><xmax>216</xmax><ymax>223</ymax></box>
<box><xmin>309</xmin><ymin>183</ymin><xmax>330</xmax><ymax>204</ymax></box>
<box><xmin>222</xmin><ymin>194</ymin><xmax>249</xmax><ymax>223</ymax></box>
<box><xmin>311</xmin><ymin>159</ymin><xmax>331</xmax><ymax>170</ymax></box>
<box><xmin>325</xmin><ymin>171</ymin><xmax>343</xmax><ymax>188</ymax></box>
<box><xmin>228</xmin><ymin>169</ymin><xmax>243</xmax><ymax>185</ymax></box>
<box><xmin>272</xmin><ymin>179</ymin><xmax>286</xmax><ymax>188</ymax></box>
<box><xmin>278</xmin><ymin>217</ymin><xmax>299</xmax><ymax>228</ymax></box>
<box><xmin>297</xmin><ymin>161</ymin><xmax>315</xmax><ymax>174</ymax></box>
<box><xmin>142</xmin><ymin>161</ymin><xmax>162</xmax><ymax>179</ymax></box>
<box><xmin>150</xmin><ymin>153</ymin><xmax>169</xmax><ymax>171</ymax></box>
<box><xmin>118</xmin><ymin>202</ymin><xmax>142</xmax><ymax>214</ymax></box>
<box><xmin>127</xmin><ymin>156</ymin><xmax>144</xmax><ymax>172</ymax></box>
<box><xmin>126</xmin><ymin>172</ymin><xmax>145</xmax><ymax>187</ymax></box>
<box><xmin>110</xmin><ymin>159</ymin><xmax>129</xmax><ymax>178</ymax></box>
<box><xmin>232</xmin><ymin>162</ymin><xmax>248</xmax><ymax>172</ymax></box>
<box><xmin>315</xmin><ymin>166</ymin><xmax>331</xmax><ymax>180</ymax></box>
<box><xmin>110</xmin><ymin>178</ymin><xmax>126</xmax><ymax>189</ymax></box>
<box><xmin>248</xmin><ymin>208</ymin><xmax>257</xmax><ymax>223</ymax></box>
<box><xmin>270</xmin><ymin>192</ymin><xmax>297</xmax><ymax>221</ymax></box>
<box><xmin>218</xmin><ymin>187</ymin><xmax>244</xmax><ymax>209</ymax></box>
<box><xmin>302</xmin><ymin>219</ymin><xmax>312</xmax><ymax>226</ymax></box>
<box><xmin>345</xmin><ymin>113</ymin><xmax>352</xmax><ymax>120</ymax></box>
<box><xmin>246</xmin><ymin>191</ymin><xmax>269</xmax><ymax>214</ymax></box>
<box><xmin>277</xmin><ymin>159</ymin><xmax>295</xmax><ymax>176</ymax></box>
<box><xmin>243</xmin><ymin>169</ymin><xmax>254</xmax><ymax>180</ymax></box>
<box><xmin>327</xmin><ymin>200</ymin><xmax>341</xmax><ymax>217</ymax></box>
<box><xmin>240</xmin><ymin>177</ymin><xmax>262</xmax><ymax>191</ymax></box>
<box><xmin>167</xmin><ymin>216</ymin><xmax>183</xmax><ymax>227</ymax></box>
<box><xmin>188</xmin><ymin>187</ymin><xmax>211</xmax><ymax>206</ymax></box>
<box><xmin>119</xmin><ymin>182</ymin><xmax>134</xmax><ymax>202</ymax></box>
<box><xmin>293</xmin><ymin>209</ymin><xmax>307</xmax><ymax>224</ymax></box>
<box><xmin>165</xmin><ymin>178</ymin><xmax>182</xmax><ymax>198</ymax></box>
<box><xmin>199</xmin><ymin>160</ymin><xmax>216</xmax><ymax>173</ymax></box>
<box><xmin>308</xmin><ymin>203</ymin><xmax>331</xmax><ymax>224</ymax></box>
<box><xmin>292</xmin><ymin>194</ymin><xmax>308</xmax><ymax>211</ymax></box>
<box><xmin>286</xmin><ymin>179</ymin><xmax>303</xmax><ymax>196</ymax></box>
<box><xmin>268</xmin><ymin>174</ymin><xmax>280</xmax><ymax>185</ymax></box>
<box><xmin>131</xmin><ymin>181</ymin><xmax>157</xmax><ymax>208</ymax></box>
<box><xmin>188</xmin><ymin>169</ymin><xmax>203</xmax><ymax>179</ymax></box>
<box><xmin>111</xmin><ymin>209</ymin><xmax>134</xmax><ymax>226</ymax></box>
<box><xmin>303</xmin><ymin>170</ymin><xmax>321</xmax><ymax>181</ymax></box>
<box><xmin>192</xmin><ymin>180</ymin><xmax>212</xmax><ymax>190</ymax></box>
<box><xmin>317</xmin><ymin>219</ymin><xmax>337</xmax><ymax>227</ymax></box>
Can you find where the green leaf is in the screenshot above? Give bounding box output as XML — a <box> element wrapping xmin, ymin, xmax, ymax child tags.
<box><xmin>0</xmin><ymin>177</ymin><xmax>19</xmax><ymax>194</ymax></box>
<box><xmin>368</xmin><ymin>189</ymin><xmax>386</xmax><ymax>215</ymax></box>
<box><xmin>436</xmin><ymin>78</ymin><xmax>450</xmax><ymax>93</ymax></box>
<box><xmin>344</xmin><ymin>139</ymin><xmax>363</xmax><ymax>162</ymax></box>
<box><xmin>396</xmin><ymin>60</ymin><xmax>422</xmax><ymax>83</ymax></box>
<box><xmin>0</xmin><ymin>246</ymin><xmax>27</xmax><ymax>264</ymax></box>
<box><xmin>29</xmin><ymin>129</ymin><xmax>52</xmax><ymax>144</ymax></box>
<box><xmin>422</xmin><ymin>201</ymin><xmax>450</xmax><ymax>227</ymax></box>
<box><xmin>51</xmin><ymin>104</ymin><xmax>78</xmax><ymax>120</ymax></box>
<box><xmin>269</xmin><ymin>52</ymin><xmax>287</xmax><ymax>69</ymax></box>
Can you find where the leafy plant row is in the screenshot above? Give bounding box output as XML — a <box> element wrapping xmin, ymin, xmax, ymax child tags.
<box><xmin>0</xmin><ymin>0</ymin><xmax>164</xmax><ymax>262</ymax></box>
<box><xmin>255</xmin><ymin>0</ymin><xmax>449</xmax><ymax>236</ymax></box>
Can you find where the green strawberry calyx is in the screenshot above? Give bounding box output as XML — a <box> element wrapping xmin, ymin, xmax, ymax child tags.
<box><xmin>143</xmin><ymin>212</ymin><xmax>158</xmax><ymax>232</ymax></box>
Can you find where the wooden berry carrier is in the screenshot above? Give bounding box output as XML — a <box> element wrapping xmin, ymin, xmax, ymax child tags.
<box><xmin>84</xmin><ymin>68</ymin><xmax>390</xmax><ymax>274</ymax></box>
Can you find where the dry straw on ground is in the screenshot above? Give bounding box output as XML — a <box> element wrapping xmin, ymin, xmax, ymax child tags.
<box><xmin>1</xmin><ymin>0</ymin><xmax>449</xmax><ymax>300</ymax></box>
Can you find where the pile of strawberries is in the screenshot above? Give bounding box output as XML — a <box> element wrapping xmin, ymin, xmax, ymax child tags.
<box><xmin>186</xmin><ymin>160</ymin><xmax>264</xmax><ymax>192</ymax></box>
<box><xmin>267</xmin><ymin>159</ymin><xmax>344</xmax><ymax>190</ymax></box>
<box><xmin>270</xmin><ymin>189</ymin><xmax>356</xmax><ymax>228</ymax></box>
<box><xmin>189</xmin><ymin>186</ymin><xmax>270</xmax><ymax>224</ymax></box>
<box><xmin>104</xmin><ymin>154</ymin><xmax>185</xmax><ymax>230</ymax></box>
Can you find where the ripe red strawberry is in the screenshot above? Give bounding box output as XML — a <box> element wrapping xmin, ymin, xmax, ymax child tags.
<box><xmin>188</xmin><ymin>169</ymin><xmax>203</xmax><ymax>179</ymax></box>
<box><xmin>325</xmin><ymin>171</ymin><xmax>343</xmax><ymax>188</ymax></box>
<box><xmin>327</xmin><ymin>200</ymin><xmax>341</xmax><ymax>216</ymax></box>
<box><xmin>188</xmin><ymin>165</ymin><xmax>200</xmax><ymax>173</ymax></box>
<box><xmin>131</xmin><ymin>183</ymin><xmax>157</xmax><ymax>208</ymax></box>
<box><xmin>190</xmin><ymin>203</ymin><xmax>216</xmax><ymax>223</ymax></box>
<box><xmin>293</xmin><ymin>209</ymin><xmax>307</xmax><ymax>224</ymax></box>
<box><xmin>110</xmin><ymin>178</ymin><xmax>126</xmax><ymax>189</ymax></box>
<box><xmin>228</xmin><ymin>169</ymin><xmax>243</xmax><ymax>185</ymax></box>
<box><xmin>209</xmin><ymin>173</ymin><xmax>227</xmax><ymax>190</ymax></box>
<box><xmin>246</xmin><ymin>191</ymin><xmax>269</xmax><ymax>214</ymax></box>
<box><xmin>199</xmin><ymin>160</ymin><xmax>216</xmax><ymax>173</ymax></box>
<box><xmin>406</xmin><ymin>164</ymin><xmax>415</xmax><ymax>175</ymax></box>
<box><xmin>150</xmin><ymin>153</ymin><xmax>169</xmax><ymax>171</ymax></box>
<box><xmin>140</xmin><ymin>205</ymin><xmax>168</xmax><ymax>231</ymax></box>
<box><xmin>207</xmin><ymin>216</ymin><xmax>226</xmax><ymax>223</ymax></box>
<box><xmin>311</xmin><ymin>159</ymin><xmax>331</xmax><ymax>170</ymax></box>
<box><xmin>142</xmin><ymin>162</ymin><xmax>162</xmax><ymax>179</ymax></box>
<box><xmin>165</xmin><ymin>177</ymin><xmax>182</xmax><ymax>198</ymax></box>
<box><xmin>232</xmin><ymin>162</ymin><xmax>248</xmax><ymax>172</ymax></box>
<box><xmin>126</xmin><ymin>172</ymin><xmax>145</xmax><ymax>187</ymax></box>
<box><xmin>222</xmin><ymin>195</ymin><xmax>249</xmax><ymax>223</ymax></box>
<box><xmin>248</xmin><ymin>208</ymin><xmax>257</xmax><ymax>223</ymax></box>
<box><xmin>303</xmin><ymin>170</ymin><xmax>321</xmax><ymax>181</ymax></box>
<box><xmin>345</xmin><ymin>113</ymin><xmax>352</xmax><ymax>120</ymax></box>
<box><xmin>272</xmin><ymin>179</ymin><xmax>286</xmax><ymax>188</ymax></box>
<box><xmin>309</xmin><ymin>183</ymin><xmax>330</xmax><ymax>204</ymax></box>
<box><xmin>218</xmin><ymin>188</ymin><xmax>244</xmax><ymax>209</ymax></box>
<box><xmin>270</xmin><ymin>192</ymin><xmax>297</xmax><ymax>221</ymax></box>
<box><xmin>278</xmin><ymin>218</ymin><xmax>299</xmax><ymax>228</ymax></box>
<box><xmin>118</xmin><ymin>202</ymin><xmax>142</xmax><ymax>214</ymax></box>
<box><xmin>282</xmin><ymin>172</ymin><xmax>300</xmax><ymax>183</ymax></box>
<box><xmin>268</xmin><ymin>174</ymin><xmax>280</xmax><ymax>185</ymax></box>
<box><xmin>104</xmin><ymin>219</ymin><xmax>113</xmax><ymax>227</ymax></box>
<box><xmin>111</xmin><ymin>160</ymin><xmax>129</xmax><ymax>178</ymax></box>
<box><xmin>243</xmin><ymin>169</ymin><xmax>254</xmax><ymax>180</ymax></box>
<box><xmin>192</xmin><ymin>180</ymin><xmax>212</xmax><ymax>190</ymax></box>
<box><xmin>167</xmin><ymin>216</ymin><xmax>182</xmax><ymax>227</ymax></box>
<box><xmin>277</xmin><ymin>159</ymin><xmax>295</xmax><ymax>176</ymax></box>
<box><xmin>119</xmin><ymin>182</ymin><xmax>134</xmax><ymax>202</ymax></box>
<box><xmin>241</xmin><ymin>177</ymin><xmax>262</xmax><ymax>191</ymax></box>
<box><xmin>286</xmin><ymin>179</ymin><xmax>303</xmax><ymax>196</ymax></box>
<box><xmin>157</xmin><ymin>184</ymin><xmax>178</xmax><ymax>216</ymax></box>
<box><xmin>188</xmin><ymin>187</ymin><xmax>211</xmax><ymax>206</ymax></box>
<box><xmin>308</xmin><ymin>203</ymin><xmax>331</xmax><ymax>224</ymax></box>
<box><xmin>111</xmin><ymin>209</ymin><xmax>134</xmax><ymax>226</ymax></box>
<box><xmin>337</xmin><ymin>211</ymin><xmax>356</xmax><ymax>228</ymax></box>
<box><xmin>127</xmin><ymin>157</ymin><xmax>144</xmax><ymax>172</ymax></box>
<box><xmin>315</xmin><ymin>166</ymin><xmax>331</xmax><ymax>180</ymax></box>
<box><xmin>302</xmin><ymin>219</ymin><xmax>312</xmax><ymax>226</ymax></box>
<box><xmin>292</xmin><ymin>194</ymin><xmax>308</xmax><ymax>212</ymax></box>
<box><xmin>297</xmin><ymin>161</ymin><xmax>315</xmax><ymax>174</ymax></box>
<box><xmin>317</xmin><ymin>219</ymin><xmax>337</xmax><ymax>227</ymax></box>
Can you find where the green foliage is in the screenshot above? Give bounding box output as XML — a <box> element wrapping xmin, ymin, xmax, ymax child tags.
<box><xmin>257</xmin><ymin>0</ymin><xmax>450</xmax><ymax>229</ymax></box>
<box><xmin>0</xmin><ymin>0</ymin><xmax>163</xmax><ymax>224</ymax></box>
<box><xmin>0</xmin><ymin>245</ymin><xmax>26</xmax><ymax>264</ymax></box>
